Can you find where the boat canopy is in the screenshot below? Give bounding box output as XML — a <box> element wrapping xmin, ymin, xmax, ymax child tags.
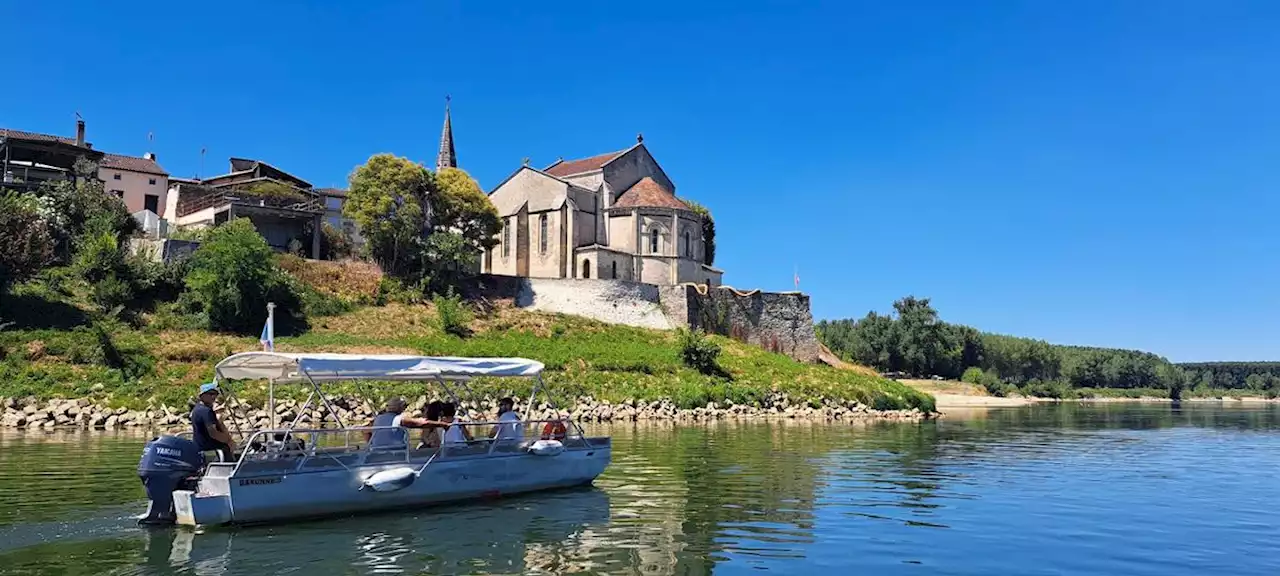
<box><xmin>214</xmin><ymin>352</ymin><xmax>545</xmax><ymax>383</ymax></box>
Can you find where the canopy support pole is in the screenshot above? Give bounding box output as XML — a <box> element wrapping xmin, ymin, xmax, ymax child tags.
<box><xmin>301</xmin><ymin>368</ymin><xmax>346</xmax><ymax>430</ymax></box>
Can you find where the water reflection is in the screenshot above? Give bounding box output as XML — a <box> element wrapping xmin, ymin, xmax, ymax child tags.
<box><xmin>0</xmin><ymin>404</ymin><xmax>1278</xmax><ymax>575</ymax></box>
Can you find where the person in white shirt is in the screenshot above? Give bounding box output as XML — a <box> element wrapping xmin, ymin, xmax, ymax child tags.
<box><xmin>490</xmin><ymin>397</ymin><xmax>524</xmax><ymax>441</ymax></box>
<box><xmin>440</xmin><ymin>401</ymin><xmax>472</xmax><ymax>445</ymax></box>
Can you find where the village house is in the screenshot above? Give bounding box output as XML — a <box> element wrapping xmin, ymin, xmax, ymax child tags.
<box><xmin>166</xmin><ymin>157</ymin><xmax>326</xmax><ymax>257</ymax></box>
<box><xmin>1</xmin><ymin>119</ymin><xmax>169</xmax><ymax>218</ymax></box>
<box><xmin>481</xmin><ymin>134</ymin><xmax>722</xmax><ymax>286</ymax></box>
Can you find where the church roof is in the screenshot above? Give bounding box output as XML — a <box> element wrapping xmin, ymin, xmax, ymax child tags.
<box><xmin>613</xmin><ymin>177</ymin><xmax>689</xmax><ymax>210</ymax></box>
<box><xmin>544</xmin><ymin>148</ymin><xmax>629</xmax><ymax>177</ymax></box>
<box><xmin>436</xmin><ymin>97</ymin><xmax>456</xmax><ymax>172</ymax></box>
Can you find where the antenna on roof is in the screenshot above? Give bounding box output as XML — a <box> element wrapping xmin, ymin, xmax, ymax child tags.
<box><xmin>75</xmin><ymin>111</ymin><xmax>83</xmax><ymax>121</ymax></box>
<box><xmin>522</xmin><ymin>157</ymin><xmax>530</xmax><ymax>166</ymax></box>
<box><xmin>199</xmin><ymin>146</ymin><xmax>207</xmax><ymax>180</ymax></box>
<box><xmin>636</xmin><ymin>132</ymin><xmax>644</xmax><ymax>143</ymax></box>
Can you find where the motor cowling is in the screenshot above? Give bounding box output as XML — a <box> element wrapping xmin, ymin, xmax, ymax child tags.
<box><xmin>138</xmin><ymin>435</ymin><xmax>204</xmax><ymax>525</ymax></box>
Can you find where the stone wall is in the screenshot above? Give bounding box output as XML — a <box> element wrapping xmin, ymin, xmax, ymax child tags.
<box><xmin>509</xmin><ymin>277</ymin><xmax>674</xmax><ymax>330</ymax></box>
<box><xmin>472</xmin><ymin>275</ymin><xmax>820</xmax><ymax>363</ymax></box>
<box><xmin>660</xmin><ymin>286</ymin><xmax>820</xmax><ymax>363</ymax></box>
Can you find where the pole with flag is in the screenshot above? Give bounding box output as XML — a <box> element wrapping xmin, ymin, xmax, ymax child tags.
<box><xmin>260</xmin><ymin>303</ymin><xmax>276</xmax><ymax>352</ymax></box>
<box><xmin>262</xmin><ymin>303</ymin><xmax>276</xmax><ymax>430</ymax></box>
<box><xmin>794</xmin><ymin>266</ymin><xmax>800</xmax><ymax>291</ymax></box>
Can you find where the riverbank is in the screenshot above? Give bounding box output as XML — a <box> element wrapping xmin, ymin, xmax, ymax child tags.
<box><xmin>0</xmin><ymin>390</ymin><xmax>930</xmax><ymax>431</ymax></box>
<box><xmin>898</xmin><ymin>378</ymin><xmax>1279</xmax><ymax>410</ymax></box>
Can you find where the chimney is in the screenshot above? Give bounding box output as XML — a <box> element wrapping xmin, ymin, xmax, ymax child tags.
<box><xmin>144</xmin><ymin>152</ymin><xmax>157</xmax><ymax>162</ymax></box>
<box><xmin>75</xmin><ymin>119</ymin><xmax>85</xmax><ymax>147</ymax></box>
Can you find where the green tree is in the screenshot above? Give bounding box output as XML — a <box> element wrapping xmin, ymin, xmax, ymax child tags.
<box><xmin>34</xmin><ymin>157</ymin><xmax>139</xmax><ymax>265</ymax></box>
<box><xmin>433</xmin><ymin>168</ymin><xmax>502</xmax><ymax>251</ymax></box>
<box><xmin>181</xmin><ymin>219</ymin><xmax>305</xmax><ymax>334</ymax></box>
<box><xmin>344</xmin><ymin>154</ymin><xmax>434</xmax><ymax>278</ymax></box>
<box><xmin>683</xmin><ymin>199</ymin><xmax>716</xmax><ymax>265</ymax></box>
<box><xmin>0</xmin><ymin>192</ymin><xmax>54</xmax><ymax>293</ymax></box>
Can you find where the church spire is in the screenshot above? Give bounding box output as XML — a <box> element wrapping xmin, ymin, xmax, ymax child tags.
<box><xmin>435</xmin><ymin>95</ymin><xmax>456</xmax><ymax>172</ymax></box>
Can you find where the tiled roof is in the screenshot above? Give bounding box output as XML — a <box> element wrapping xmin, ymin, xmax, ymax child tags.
<box><xmin>316</xmin><ymin>187</ymin><xmax>347</xmax><ymax>198</ymax></box>
<box><xmin>101</xmin><ymin>153</ymin><xmax>168</xmax><ymax>176</ymax></box>
<box><xmin>612</xmin><ymin>177</ymin><xmax>689</xmax><ymax>210</ymax></box>
<box><xmin>544</xmin><ymin>149</ymin><xmax>628</xmax><ymax>177</ymax></box>
<box><xmin>0</xmin><ymin>128</ymin><xmax>86</xmax><ymax>147</ymax></box>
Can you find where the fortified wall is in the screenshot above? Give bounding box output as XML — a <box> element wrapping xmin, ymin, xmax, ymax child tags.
<box><xmin>471</xmin><ymin>275</ymin><xmax>820</xmax><ymax>363</ymax></box>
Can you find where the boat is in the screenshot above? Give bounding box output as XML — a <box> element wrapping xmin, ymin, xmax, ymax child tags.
<box><xmin>136</xmin><ymin>352</ymin><xmax>612</xmax><ymax>527</ymax></box>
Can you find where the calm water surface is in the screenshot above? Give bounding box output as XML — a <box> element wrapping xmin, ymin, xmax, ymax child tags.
<box><xmin>0</xmin><ymin>403</ymin><xmax>1277</xmax><ymax>575</ymax></box>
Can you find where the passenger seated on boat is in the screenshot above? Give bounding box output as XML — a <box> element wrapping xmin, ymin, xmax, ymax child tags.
<box><xmin>418</xmin><ymin>401</ymin><xmax>446</xmax><ymax>449</ymax></box>
<box><xmin>364</xmin><ymin>398</ymin><xmax>450</xmax><ymax>450</ymax></box>
<box><xmin>490</xmin><ymin>397</ymin><xmax>524</xmax><ymax>441</ymax></box>
<box><xmin>191</xmin><ymin>382</ymin><xmax>236</xmax><ymax>461</ymax></box>
<box><xmin>440</xmin><ymin>402</ymin><xmax>473</xmax><ymax>444</ymax></box>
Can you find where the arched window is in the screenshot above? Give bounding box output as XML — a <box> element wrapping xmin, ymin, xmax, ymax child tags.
<box><xmin>502</xmin><ymin>222</ymin><xmax>510</xmax><ymax>258</ymax></box>
<box><xmin>650</xmin><ymin>228</ymin><xmax>659</xmax><ymax>253</ymax></box>
<box><xmin>683</xmin><ymin>230</ymin><xmax>691</xmax><ymax>258</ymax></box>
<box><xmin>582</xmin><ymin>259</ymin><xmax>591</xmax><ymax>279</ymax></box>
<box><xmin>539</xmin><ymin>213</ymin><xmax>548</xmax><ymax>254</ymax></box>
<box><xmin>611</xmin><ymin>261</ymin><xmax>618</xmax><ymax>279</ymax></box>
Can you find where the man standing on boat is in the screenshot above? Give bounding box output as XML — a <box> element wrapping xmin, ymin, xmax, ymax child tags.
<box><xmin>366</xmin><ymin>398</ymin><xmax>450</xmax><ymax>449</ymax></box>
<box><xmin>191</xmin><ymin>383</ymin><xmax>236</xmax><ymax>461</ymax></box>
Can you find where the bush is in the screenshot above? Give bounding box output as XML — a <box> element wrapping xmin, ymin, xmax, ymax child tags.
<box><xmin>679</xmin><ymin>328</ymin><xmax>724</xmax><ymax>376</ymax></box>
<box><xmin>433</xmin><ymin>288</ymin><xmax>473</xmax><ymax>337</ymax></box>
<box><xmin>961</xmin><ymin>366</ymin><xmax>985</xmax><ymax>385</ymax></box>
<box><xmin>1019</xmin><ymin>379</ymin><xmax>1075</xmax><ymax>399</ymax></box>
<box><xmin>181</xmin><ymin>219</ymin><xmax>306</xmax><ymax>334</ymax></box>
<box><xmin>0</xmin><ymin>192</ymin><xmax>54</xmax><ymax>294</ymax></box>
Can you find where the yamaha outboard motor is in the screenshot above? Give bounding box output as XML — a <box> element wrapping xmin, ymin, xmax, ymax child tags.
<box><xmin>137</xmin><ymin>435</ymin><xmax>204</xmax><ymax>525</ymax></box>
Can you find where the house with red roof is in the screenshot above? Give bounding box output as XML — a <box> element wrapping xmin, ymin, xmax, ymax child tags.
<box><xmin>1</xmin><ymin>119</ymin><xmax>169</xmax><ymax>217</ymax></box>
<box><xmin>485</xmin><ymin>134</ymin><xmax>722</xmax><ymax>286</ymax></box>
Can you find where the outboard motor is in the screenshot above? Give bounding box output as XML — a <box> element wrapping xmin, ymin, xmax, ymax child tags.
<box><xmin>137</xmin><ymin>435</ymin><xmax>204</xmax><ymax>525</ymax></box>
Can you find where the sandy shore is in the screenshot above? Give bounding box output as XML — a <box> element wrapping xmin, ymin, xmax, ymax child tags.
<box><xmin>930</xmin><ymin>393</ymin><xmax>1036</xmax><ymax>408</ymax></box>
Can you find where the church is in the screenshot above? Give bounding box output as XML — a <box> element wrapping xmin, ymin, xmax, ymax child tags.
<box><xmin>474</xmin><ymin>132</ymin><xmax>723</xmax><ymax>286</ymax></box>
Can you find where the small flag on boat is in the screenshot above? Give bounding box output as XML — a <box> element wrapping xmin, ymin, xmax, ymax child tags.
<box><xmin>260</xmin><ymin>306</ymin><xmax>275</xmax><ymax>352</ymax></box>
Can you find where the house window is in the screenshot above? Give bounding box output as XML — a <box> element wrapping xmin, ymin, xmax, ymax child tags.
<box><xmin>502</xmin><ymin>222</ymin><xmax>510</xmax><ymax>258</ymax></box>
<box><xmin>582</xmin><ymin>259</ymin><xmax>591</xmax><ymax>279</ymax></box>
<box><xmin>148</xmin><ymin>178</ymin><xmax>157</xmax><ymax>185</ymax></box>
<box><xmin>650</xmin><ymin>229</ymin><xmax>659</xmax><ymax>253</ymax></box>
<box><xmin>539</xmin><ymin>213</ymin><xmax>548</xmax><ymax>254</ymax></box>
<box><xmin>144</xmin><ymin>194</ymin><xmax>159</xmax><ymax>214</ymax></box>
<box><xmin>112</xmin><ymin>173</ymin><xmax>121</xmax><ymax>180</ymax></box>
<box><xmin>683</xmin><ymin>231</ymin><xmax>691</xmax><ymax>258</ymax></box>
<box><xmin>611</xmin><ymin>261</ymin><xmax>618</xmax><ymax>279</ymax></box>
<box><xmin>111</xmin><ymin>189</ymin><xmax>124</xmax><ymax>199</ymax></box>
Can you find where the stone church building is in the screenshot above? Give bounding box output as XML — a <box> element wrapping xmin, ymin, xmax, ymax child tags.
<box><xmin>479</xmin><ymin>135</ymin><xmax>723</xmax><ymax>286</ymax></box>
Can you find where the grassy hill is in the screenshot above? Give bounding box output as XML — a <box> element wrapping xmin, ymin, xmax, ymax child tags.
<box><xmin>0</xmin><ymin>260</ymin><xmax>933</xmax><ymax>414</ymax></box>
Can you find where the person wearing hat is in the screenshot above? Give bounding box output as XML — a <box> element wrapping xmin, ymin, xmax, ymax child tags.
<box><xmin>364</xmin><ymin>397</ymin><xmax>451</xmax><ymax>450</ymax></box>
<box><xmin>192</xmin><ymin>383</ymin><xmax>235</xmax><ymax>461</ymax></box>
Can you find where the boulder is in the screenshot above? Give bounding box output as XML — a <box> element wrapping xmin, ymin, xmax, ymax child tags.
<box><xmin>104</xmin><ymin>415</ymin><xmax>119</xmax><ymax>429</ymax></box>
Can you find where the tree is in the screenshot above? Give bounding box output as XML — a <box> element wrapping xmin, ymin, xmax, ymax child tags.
<box><xmin>0</xmin><ymin>192</ymin><xmax>54</xmax><ymax>293</ymax></box>
<box><xmin>683</xmin><ymin>199</ymin><xmax>717</xmax><ymax>265</ymax></box>
<box><xmin>344</xmin><ymin>154</ymin><xmax>434</xmax><ymax>278</ymax></box>
<box><xmin>432</xmin><ymin>168</ymin><xmax>501</xmax><ymax>251</ymax></box>
<box><xmin>181</xmin><ymin>219</ymin><xmax>305</xmax><ymax>334</ymax></box>
<box><xmin>34</xmin><ymin>157</ymin><xmax>139</xmax><ymax>265</ymax></box>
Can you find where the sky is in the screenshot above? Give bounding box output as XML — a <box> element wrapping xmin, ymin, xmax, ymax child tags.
<box><xmin>3</xmin><ymin>1</ymin><xmax>1279</xmax><ymax>362</ymax></box>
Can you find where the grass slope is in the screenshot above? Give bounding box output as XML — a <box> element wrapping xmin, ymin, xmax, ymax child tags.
<box><xmin>0</xmin><ymin>298</ymin><xmax>934</xmax><ymax>413</ymax></box>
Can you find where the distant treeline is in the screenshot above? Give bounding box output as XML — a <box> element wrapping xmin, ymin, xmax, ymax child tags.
<box><xmin>1176</xmin><ymin>362</ymin><xmax>1280</xmax><ymax>391</ymax></box>
<box><xmin>817</xmin><ymin>296</ymin><xmax>1205</xmax><ymax>398</ymax></box>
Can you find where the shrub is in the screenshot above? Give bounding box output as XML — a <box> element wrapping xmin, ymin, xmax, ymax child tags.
<box><xmin>182</xmin><ymin>219</ymin><xmax>306</xmax><ymax>334</ymax></box>
<box><xmin>961</xmin><ymin>366</ymin><xmax>985</xmax><ymax>385</ymax></box>
<box><xmin>0</xmin><ymin>192</ymin><xmax>54</xmax><ymax>293</ymax></box>
<box><xmin>679</xmin><ymin>328</ymin><xmax>723</xmax><ymax>376</ymax></box>
<box><xmin>434</xmin><ymin>288</ymin><xmax>473</xmax><ymax>337</ymax></box>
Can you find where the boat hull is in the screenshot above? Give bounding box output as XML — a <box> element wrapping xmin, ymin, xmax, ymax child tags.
<box><xmin>174</xmin><ymin>446</ymin><xmax>611</xmax><ymax>526</ymax></box>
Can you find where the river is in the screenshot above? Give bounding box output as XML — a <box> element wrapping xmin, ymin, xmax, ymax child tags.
<box><xmin>0</xmin><ymin>403</ymin><xmax>1276</xmax><ymax>575</ymax></box>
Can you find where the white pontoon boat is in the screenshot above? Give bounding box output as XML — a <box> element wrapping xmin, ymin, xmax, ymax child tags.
<box><xmin>137</xmin><ymin>352</ymin><xmax>612</xmax><ymax>527</ymax></box>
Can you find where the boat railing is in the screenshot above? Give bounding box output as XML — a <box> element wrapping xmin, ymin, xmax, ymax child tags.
<box><xmin>226</xmin><ymin>418</ymin><xmax>583</xmax><ymax>477</ymax></box>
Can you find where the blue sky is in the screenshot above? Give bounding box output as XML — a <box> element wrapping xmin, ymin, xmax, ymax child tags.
<box><xmin>3</xmin><ymin>1</ymin><xmax>1278</xmax><ymax>362</ymax></box>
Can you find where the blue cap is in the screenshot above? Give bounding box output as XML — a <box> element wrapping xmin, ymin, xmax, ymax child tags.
<box><xmin>199</xmin><ymin>382</ymin><xmax>220</xmax><ymax>395</ymax></box>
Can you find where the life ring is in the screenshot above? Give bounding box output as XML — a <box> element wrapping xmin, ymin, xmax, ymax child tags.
<box><xmin>541</xmin><ymin>421</ymin><xmax>567</xmax><ymax>441</ymax></box>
